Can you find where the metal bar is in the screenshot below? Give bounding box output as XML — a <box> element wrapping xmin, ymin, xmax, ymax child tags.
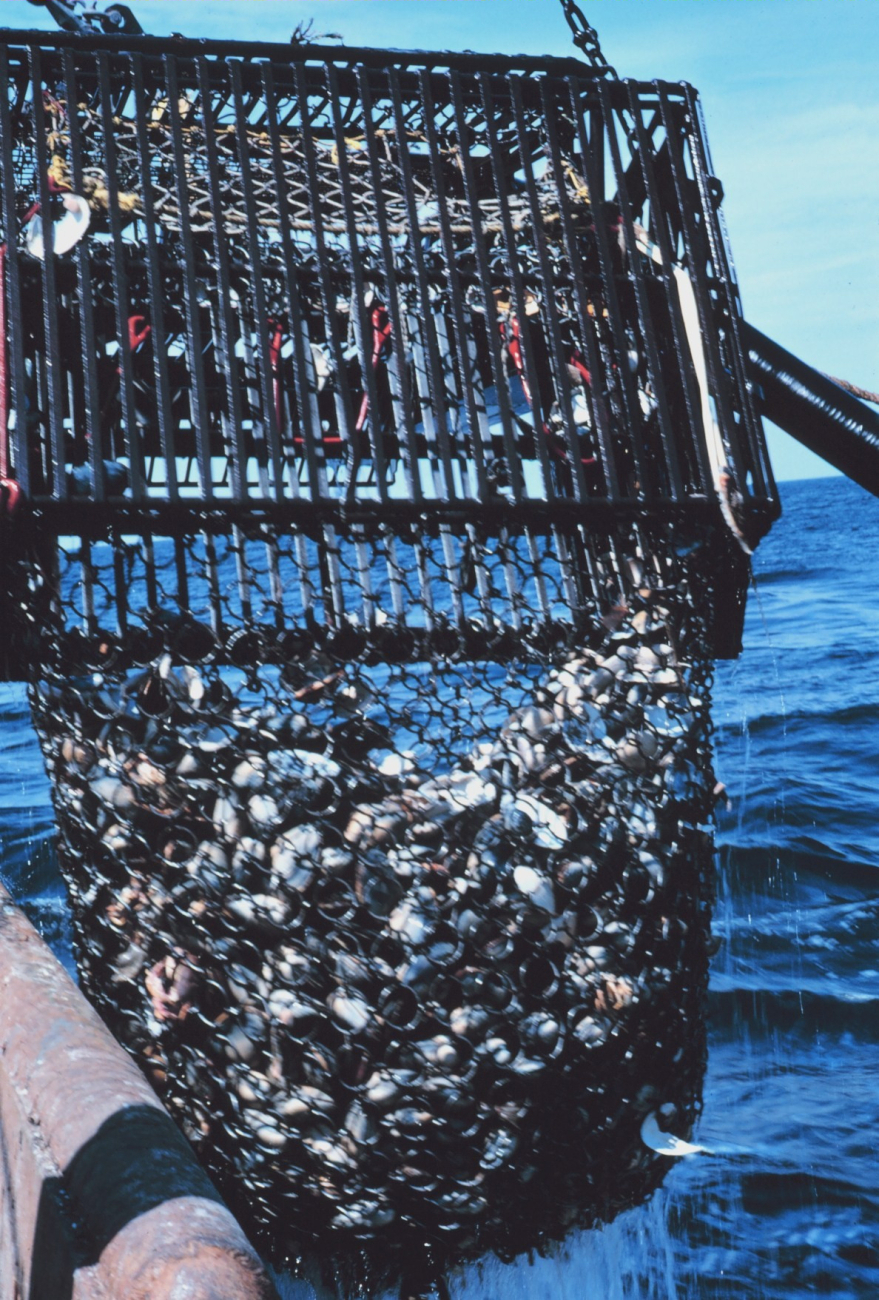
<box><xmin>164</xmin><ymin>54</ymin><xmax>214</xmax><ymax>501</ymax></box>
<box><xmin>571</xmin><ymin>77</ymin><xmax>651</xmax><ymax>496</ymax></box>
<box><xmin>233</xmin><ymin>524</ymin><xmax>253</xmax><ymax>624</ymax></box>
<box><xmin>195</xmin><ymin>56</ymin><xmax>249</xmax><ymax>502</ymax></box>
<box><xmin>61</xmin><ymin>48</ymin><xmax>106</xmax><ymax>502</ymax></box>
<box><xmin>387</xmin><ymin>68</ymin><xmax>478</xmax><ymax>501</ymax></box>
<box><xmin>474</xmin><ymin>70</ymin><xmax>557</xmax><ymax>502</ymax></box>
<box><xmin>355</xmin><ymin>66</ymin><xmax>424</xmax><ymax>505</ymax></box>
<box><xmin>96</xmin><ymin>50</ymin><xmax>145</xmax><ymax>500</ymax></box>
<box><xmin>418</xmin><ymin>69</ymin><xmax>518</xmax><ymax>501</ymax></box>
<box><xmin>508</xmin><ymin>74</ymin><xmax>588</xmax><ymax>502</ymax></box>
<box><xmin>437</xmin><ymin>70</ymin><xmax>529</xmax><ymax>503</ymax></box>
<box><xmin>0</xmin><ymin>28</ymin><xmax>592</xmax><ymax>79</ymax></box>
<box><xmin>173</xmin><ymin>535</ymin><xmax>189</xmax><ymax>614</ymax></box>
<box><xmin>80</xmin><ymin>537</ymin><xmax>96</xmax><ymax>634</ymax></box>
<box><xmin>655</xmin><ymin>85</ymin><xmax>747</xmax><ymax>490</ymax></box>
<box><xmin>289</xmin><ymin>63</ymin><xmax>352</xmax><ymax>622</ymax></box>
<box><xmin>229</xmin><ymin>58</ymin><xmax>285</xmax><ymax>501</ymax></box>
<box><xmin>324</xmin><ymin>63</ymin><xmax>391</xmax><ymax>499</ymax></box>
<box><xmin>142</xmin><ymin>532</ymin><xmax>158</xmax><ymax>610</ymax></box>
<box><xmin>405</xmin><ymin>310</ymin><xmax>471</xmax><ymax>611</ymax></box>
<box><xmin>0</xmin><ymin>48</ymin><xmax>31</xmax><ymax>495</ymax></box>
<box><xmin>130</xmin><ymin>54</ymin><xmax>178</xmax><ymax>501</ymax></box>
<box><xmin>601</xmin><ymin>79</ymin><xmax>684</xmax><ymax>500</ymax></box>
<box><xmin>538</xmin><ymin>77</ymin><xmax>619</xmax><ymax>499</ymax></box>
<box><xmin>623</xmin><ymin>79</ymin><xmax>711</xmax><ymax>495</ymax></box>
<box><xmin>681</xmin><ymin>82</ymin><xmax>774</xmax><ymax>502</ymax></box>
<box><xmin>260</xmin><ymin>62</ymin><xmax>324</xmax><ymax>501</ymax></box>
<box><xmin>31</xmin><ymin>493</ymin><xmax>699</xmax><ymax>540</ymax></box>
<box><xmin>30</xmin><ymin>45</ymin><xmax>67</xmax><ymax>498</ymax></box>
<box><xmin>292</xmin><ymin>63</ymin><xmax>358</xmax><ymax>458</ymax></box>
<box><xmin>323</xmin><ymin>64</ymin><xmax>410</xmax><ymax>624</ymax></box>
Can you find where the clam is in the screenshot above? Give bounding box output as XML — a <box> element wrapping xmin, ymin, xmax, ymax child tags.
<box><xmin>512</xmin><ymin>864</ymin><xmax>556</xmax><ymax>913</ymax></box>
<box><xmin>512</xmin><ymin>793</ymin><xmax>569</xmax><ymax>850</ymax></box>
<box><xmin>232</xmin><ymin>755</ymin><xmax>267</xmax><ymax>791</ymax></box>
<box><xmin>327</xmin><ymin>990</ymin><xmax>371</xmax><ymax>1034</ymax></box>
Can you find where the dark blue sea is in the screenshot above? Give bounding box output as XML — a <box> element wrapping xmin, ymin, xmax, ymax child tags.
<box><xmin>2</xmin><ymin>474</ymin><xmax>877</xmax><ymax>1299</ymax></box>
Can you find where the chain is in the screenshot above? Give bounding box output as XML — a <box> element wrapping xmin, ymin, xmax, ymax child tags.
<box><xmin>559</xmin><ymin>0</ymin><xmax>617</xmax><ymax>77</ymax></box>
<box><xmin>26</xmin><ymin>0</ymin><xmax>143</xmax><ymax>36</ymax></box>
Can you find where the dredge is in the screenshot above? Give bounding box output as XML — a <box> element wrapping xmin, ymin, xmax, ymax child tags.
<box><xmin>1</xmin><ymin>0</ymin><xmax>877</xmax><ymax>1291</ymax></box>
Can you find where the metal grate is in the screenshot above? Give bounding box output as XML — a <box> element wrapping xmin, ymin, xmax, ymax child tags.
<box><xmin>0</xmin><ymin>30</ymin><xmax>777</xmax><ymax>666</ymax></box>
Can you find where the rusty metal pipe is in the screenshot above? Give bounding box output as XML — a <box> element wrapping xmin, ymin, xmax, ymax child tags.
<box><xmin>0</xmin><ymin>882</ymin><xmax>278</xmax><ymax>1300</ymax></box>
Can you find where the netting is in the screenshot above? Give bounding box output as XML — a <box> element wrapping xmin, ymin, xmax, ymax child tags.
<box><xmin>20</xmin><ymin>518</ymin><xmax>722</xmax><ymax>1291</ymax></box>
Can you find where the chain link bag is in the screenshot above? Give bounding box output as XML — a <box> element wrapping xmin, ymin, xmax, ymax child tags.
<box><xmin>25</xmin><ymin>520</ymin><xmax>721</xmax><ymax>1289</ymax></box>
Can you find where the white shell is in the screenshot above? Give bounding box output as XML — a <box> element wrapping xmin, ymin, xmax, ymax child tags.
<box><xmin>512</xmin><ymin>864</ymin><xmax>556</xmax><ymax>912</ymax></box>
<box><xmin>328</xmin><ymin>990</ymin><xmax>371</xmax><ymax>1034</ymax></box>
<box><xmin>515</xmin><ymin>793</ymin><xmax>568</xmax><ymax>850</ymax></box>
<box><xmin>26</xmin><ymin>194</ymin><xmax>91</xmax><ymax>259</ymax></box>
<box><xmin>640</xmin><ymin>1111</ymin><xmax>708</xmax><ymax>1157</ymax></box>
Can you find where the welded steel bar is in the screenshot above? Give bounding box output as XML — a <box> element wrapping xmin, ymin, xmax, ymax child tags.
<box><xmin>370</xmin><ymin>68</ymin><xmax>469</xmax><ymax>621</ymax></box>
<box><xmin>229</xmin><ymin>59</ymin><xmax>286</xmax><ymax>501</ymax></box>
<box><xmin>654</xmin><ymin>84</ymin><xmax>747</xmax><ymax>489</ymax></box>
<box><xmin>291</xmin><ymin>63</ymin><xmax>358</xmax><ymax>462</ymax></box>
<box><xmin>417</xmin><ymin>69</ymin><xmax>515</xmax><ymax>501</ymax></box>
<box><xmin>129</xmin><ymin>53</ymin><xmax>179</xmax><ymax>500</ymax></box>
<box><xmin>538</xmin><ymin>77</ymin><xmax>619</xmax><ymax>499</ymax></box>
<box><xmin>0</xmin><ymin>26</ymin><xmax>591</xmax><ymax>79</ymax></box>
<box><xmin>600</xmin><ymin>79</ymin><xmax>683</xmax><ymax>500</ymax></box>
<box><xmin>681</xmin><ymin>82</ymin><xmax>774</xmax><ymax>502</ymax></box>
<box><xmin>96</xmin><ymin>51</ymin><xmax>145</xmax><ymax>500</ymax></box>
<box><xmin>569</xmin><ymin>77</ymin><xmax>650</xmax><ymax>495</ymax></box>
<box><xmin>141</xmin><ymin>532</ymin><xmax>158</xmax><ymax>610</ymax></box>
<box><xmin>508</xmin><ymin>74</ymin><xmax>588</xmax><ymax>502</ymax></box>
<box><xmin>356</xmin><ymin>65</ymin><xmax>425</xmax><ymax>505</ymax></box>
<box><xmin>623</xmin><ymin>79</ymin><xmax>711</xmax><ymax>496</ymax></box>
<box><xmin>111</xmin><ymin>529</ymin><xmax>128</xmax><ymax>632</ymax></box>
<box><xmin>195</xmin><ymin>56</ymin><xmax>249</xmax><ymax>501</ymax></box>
<box><xmin>164</xmin><ymin>55</ymin><xmax>214</xmax><ymax>501</ymax></box>
<box><xmin>439</xmin><ymin>69</ymin><xmax>527</xmax><ymax>506</ymax></box>
<box><xmin>30</xmin><ymin>46</ymin><xmax>68</xmax><ymax>499</ymax></box>
<box><xmin>0</xmin><ymin>51</ymin><xmax>29</xmax><ymax>495</ymax></box>
<box><xmin>324</xmin><ymin>63</ymin><xmax>391</xmax><ymax>500</ymax></box>
<box><xmin>323</xmin><ymin>64</ymin><xmax>408</xmax><ymax>620</ymax></box>
<box><xmin>290</xmin><ymin>62</ymin><xmax>350</xmax><ymax>624</ymax></box>
<box><xmin>386</xmin><ymin>69</ymin><xmax>479</xmax><ymax>500</ymax></box>
<box><xmin>475</xmin><ymin>71</ymin><xmax>557</xmax><ymax>502</ymax></box>
<box><xmin>202</xmin><ymin>532</ymin><xmax>223</xmax><ymax>634</ymax></box>
<box><xmin>61</xmin><ymin>48</ymin><xmax>106</xmax><ymax>502</ymax></box>
<box><xmin>79</xmin><ymin>537</ymin><xmax>96</xmax><ymax>633</ymax></box>
<box><xmin>260</xmin><ymin>62</ymin><xmax>324</xmax><ymax>500</ymax></box>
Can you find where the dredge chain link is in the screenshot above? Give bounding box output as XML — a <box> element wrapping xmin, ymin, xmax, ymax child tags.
<box><xmin>559</xmin><ymin>0</ymin><xmax>618</xmax><ymax>78</ymax></box>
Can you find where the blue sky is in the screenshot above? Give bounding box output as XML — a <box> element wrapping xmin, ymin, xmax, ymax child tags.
<box><xmin>4</xmin><ymin>0</ymin><xmax>877</xmax><ymax>480</ymax></box>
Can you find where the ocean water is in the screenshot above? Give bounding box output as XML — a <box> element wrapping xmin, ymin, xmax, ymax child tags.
<box><xmin>2</xmin><ymin>473</ymin><xmax>877</xmax><ymax>1299</ymax></box>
